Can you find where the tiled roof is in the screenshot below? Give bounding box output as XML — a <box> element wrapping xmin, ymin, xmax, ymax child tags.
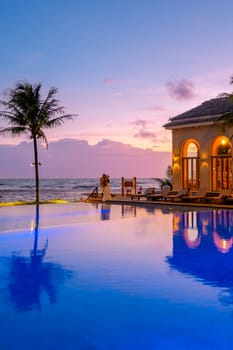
<box><xmin>164</xmin><ymin>97</ymin><xmax>233</xmax><ymax>129</ymax></box>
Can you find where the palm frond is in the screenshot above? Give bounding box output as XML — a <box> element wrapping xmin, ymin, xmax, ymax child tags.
<box><xmin>218</xmin><ymin>111</ymin><xmax>233</xmax><ymax>129</ymax></box>
<box><xmin>0</xmin><ymin>126</ymin><xmax>29</xmax><ymax>136</ymax></box>
<box><xmin>0</xmin><ymin>80</ymin><xmax>77</xmax><ymax>204</ymax></box>
<box><xmin>152</xmin><ymin>177</ymin><xmax>172</xmax><ymax>190</ymax></box>
<box><xmin>217</xmin><ymin>92</ymin><xmax>230</xmax><ymax>98</ymax></box>
<box><xmin>38</xmin><ymin>87</ymin><xmax>62</xmax><ymax>119</ymax></box>
<box><xmin>43</xmin><ymin>114</ymin><xmax>78</xmax><ymax>129</ymax></box>
<box><xmin>36</xmin><ymin>129</ymin><xmax>48</xmax><ymax>149</ymax></box>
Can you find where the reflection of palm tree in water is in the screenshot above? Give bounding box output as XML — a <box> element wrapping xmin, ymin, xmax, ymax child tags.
<box><xmin>9</xmin><ymin>204</ymin><xmax>71</xmax><ymax>311</ymax></box>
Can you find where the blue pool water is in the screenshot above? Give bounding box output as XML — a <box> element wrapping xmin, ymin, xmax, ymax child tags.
<box><xmin>1</xmin><ymin>203</ymin><xmax>233</xmax><ymax>349</ymax></box>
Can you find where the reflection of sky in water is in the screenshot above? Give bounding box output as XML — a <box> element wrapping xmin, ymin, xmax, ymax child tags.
<box><xmin>0</xmin><ymin>204</ymin><xmax>233</xmax><ymax>349</ymax></box>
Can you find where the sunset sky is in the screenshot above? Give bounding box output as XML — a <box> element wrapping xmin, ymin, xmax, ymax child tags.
<box><xmin>1</xmin><ymin>0</ymin><xmax>233</xmax><ymax>177</ymax></box>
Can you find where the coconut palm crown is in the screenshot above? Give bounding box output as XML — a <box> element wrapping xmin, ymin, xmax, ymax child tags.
<box><xmin>217</xmin><ymin>76</ymin><xmax>233</xmax><ymax>133</ymax></box>
<box><xmin>0</xmin><ymin>81</ymin><xmax>77</xmax><ymax>203</ymax></box>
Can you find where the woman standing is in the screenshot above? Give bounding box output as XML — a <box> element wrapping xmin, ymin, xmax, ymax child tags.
<box><xmin>102</xmin><ymin>175</ymin><xmax>111</xmax><ymax>201</ymax></box>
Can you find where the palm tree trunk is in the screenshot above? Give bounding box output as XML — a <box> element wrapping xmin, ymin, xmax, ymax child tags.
<box><xmin>33</xmin><ymin>136</ymin><xmax>40</xmax><ymax>203</ymax></box>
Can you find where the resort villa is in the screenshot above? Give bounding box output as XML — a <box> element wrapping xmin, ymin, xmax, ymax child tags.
<box><xmin>164</xmin><ymin>97</ymin><xmax>233</xmax><ymax>192</ymax></box>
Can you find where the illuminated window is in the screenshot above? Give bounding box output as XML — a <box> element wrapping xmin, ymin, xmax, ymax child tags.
<box><xmin>187</xmin><ymin>142</ymin><xmax>198</xmax><ymax>157</ymax></box>
<box><xmin>211</xmin><ymin>137</ymin><xmax>232</xmax><ymax>190</ymax></box>
<box><xmin>182</xmin><ymin>141</ymin><xmax>200</xmax><ymax>190</ymax></box>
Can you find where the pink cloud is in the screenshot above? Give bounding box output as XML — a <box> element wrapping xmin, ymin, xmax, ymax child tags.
<box><xmin>0</xmin><ymin>139</ymin><xmax>171</xmax><ymax>178</ymax></box>
<box><xmin>103</xmin><ymin>78</ymin><xmax>116</xmax><ymax>86</ymax></box>
<box><xmin>144</xmin><ymin>106</ymin><xmax>168</xmax><ymax>112</ymax></box>
<box><xmin>112</xmin><ymin>91</ymin><xmax>122</xmax><ymax>96</ymax></box>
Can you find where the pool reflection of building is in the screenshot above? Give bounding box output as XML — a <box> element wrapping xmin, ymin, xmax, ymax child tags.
<box><xmin>167</xmin><ymin>210</ymin><xmax>233</xmax><ymax>305</ymax></box>
<box><xmin>172</xmin><ymin>210</ymin><xmax>233</xmax><ymax>253</ymax></box>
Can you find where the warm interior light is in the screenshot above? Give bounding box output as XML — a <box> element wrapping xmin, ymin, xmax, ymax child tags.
<box><xmin>201</xmin><ymin>152</ymin><xmax>207</xmax><ymax>160</ymax></box>
<box><xmin>221</xmin><ymin>138</ymin><xmax>227</xmax><ymax>145</ymax></box>
<box><xmin>173</xmin><ymin>163</ymin><xmax>180</xmax><ymax>170</ymax></box>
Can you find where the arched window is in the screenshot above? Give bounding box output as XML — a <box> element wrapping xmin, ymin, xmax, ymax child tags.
<box><xmin>187</xmin><ymin>142</ymin><xmax>198</xmax><ymax>157</ymax></box>
<box><xmin>182</xmin><ymin>141</ymin><xmax>200</xmax><ymax>190</ymax></box>
<box><xmin>211</xmin><ymin>137</ymin><xmax>232</xmax><ymax>190</ymax></box>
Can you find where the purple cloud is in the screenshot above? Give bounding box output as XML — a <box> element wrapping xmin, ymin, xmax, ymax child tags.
<box><xmin>130</xmin><ymin>119</ymin><xmax>151</xmax><ymax>128</ymax></box>
<box><xmin>130</xmin><ymin>119</ymin><xmax>157</xmax><ymax>140</ymax></box>
<box><xmin>166</xmin><ymin>79</ymin><xmax>195</xmax><ymax>100</ymax></box>
<box><xmin>134</xmin><ymin>129</ymin><xmax>156</xmax><ymax>138</ymax></box>
<box><xmin>134</xmin><ymin>129</ymin><xmax>171</xmax><ymax>145</ymax></box>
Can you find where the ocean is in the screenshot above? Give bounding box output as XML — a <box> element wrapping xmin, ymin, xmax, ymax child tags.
<box><xmin>0</xmin><ymin>178</ymin><xmax>159</xmax><ymax>203</ymax></box>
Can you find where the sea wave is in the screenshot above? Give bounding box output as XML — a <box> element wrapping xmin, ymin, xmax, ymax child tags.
<box><xmin>0</xmin><ymin>178</ymin><xmax>159</xmax><ymax>202</ymax></box>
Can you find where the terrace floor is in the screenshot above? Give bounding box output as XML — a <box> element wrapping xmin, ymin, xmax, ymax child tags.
<box><xmin>92</xmin><ymin>194</ymin><xmax>233</xmax><ymax>210</ymax></box>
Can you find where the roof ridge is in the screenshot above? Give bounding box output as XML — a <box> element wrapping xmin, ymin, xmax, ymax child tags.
<box><xmin>164</xmin><ymin>96</ymin><xmax>233</xmax><ymax>129</ymax></box>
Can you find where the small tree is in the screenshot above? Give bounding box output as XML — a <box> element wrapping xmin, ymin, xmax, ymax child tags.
<box><xmin>0</xmin><ymin>81</ymin><xmax>77</xmax><ymax>203</ymax></box>
<box><xmin>153</xmin><ymin>165</ymin><xmax>172</xmax><ymax>190</ymax></box>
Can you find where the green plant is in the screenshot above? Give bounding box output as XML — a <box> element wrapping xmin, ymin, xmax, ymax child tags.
<box><xmin>152</xmin><ymin>165</ymin><xmax>172</xmax><ymax>190</ymax></box>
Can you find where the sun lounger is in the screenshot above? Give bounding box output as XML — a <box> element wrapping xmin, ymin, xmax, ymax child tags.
<box><xmin>163</xmin><ymin>188</ymin><xmax>189</xmax><ymax>202</ymax></box>
<box><xmin>223</xmin><ymin>190</ymin><xmax>233</xmax><ymax>204</ymax></box>
<box><xmin>130</xmin><ymin>187</ymin><xmax>156</xmax><ymax>200</ymax></box>
<box><xmin>147</xmin><ymin>186</ymin><xmax>171</xmax><ymax>201</ymax></box>
<box><xmin>201</xmin><ymin>189</ymin><xmax>232</xmax><ymax>204</ymax></box>
<box><xmin>182</xmin><ymin>188</ymin><xmax>207</xmax><ymax>202</ymax></box>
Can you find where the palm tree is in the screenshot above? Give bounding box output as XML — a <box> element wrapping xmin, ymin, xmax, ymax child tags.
<box><xmin>152</xmin><ymin>165</ymin><xmax>172</xmax><ymax>190</ymax></box>
<box><xmin>0</xmin><ymin>81</ymin><xmax>77</xmax><ymax>203</ymax></box>
<box><xmin>217</xmin><ymin>76</ymin><xmax>233</xmax><ymax>132</ymax></box>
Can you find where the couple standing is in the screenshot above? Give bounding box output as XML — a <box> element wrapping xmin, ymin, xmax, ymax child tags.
<box><xmin>100</xmin><ymin>174</ymin><xmax>111</xmax><ymax>201</ymax></box>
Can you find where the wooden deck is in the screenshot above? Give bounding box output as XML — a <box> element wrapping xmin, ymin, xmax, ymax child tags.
<box><xmin>88</xmin><ymin>193</ymin><xmax>233</xmax><ymax>210</ymax></box>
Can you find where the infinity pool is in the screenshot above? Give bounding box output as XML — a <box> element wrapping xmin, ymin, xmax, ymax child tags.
<box><xmin>1</xmin><ymin>203</ymin><xmax>233</xmax><ymax>349</ymax></box>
